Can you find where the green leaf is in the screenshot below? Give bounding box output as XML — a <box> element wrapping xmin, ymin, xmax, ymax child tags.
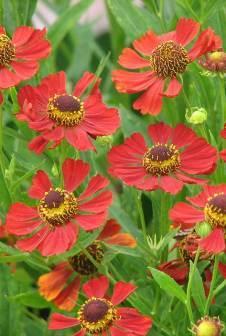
<box><xmin>48</xmin><ymin>0</ymin><xmax>93</xmax><ymax>50</ymax></box>
<box><xmin>150</xmin><ymin>268</ymin><xmax>187</xmax><ymax>304</ymax></box>
<box><xmin>11</xmin><ymin>291</ymin><xmax>50</xmax><ymax>309</ymax></box>
<box><xmin>189</xmin><ymin>261</ymin><xmax>206</xmax><ymax>314</ymax></box>
<box><xmin>106</xmin><ymin>0</ymin><xmax>152</xmax><ymax>40</ymax></box>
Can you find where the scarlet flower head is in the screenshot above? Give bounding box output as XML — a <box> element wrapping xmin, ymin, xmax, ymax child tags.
<box><xmin>49</xmin><ymin>275</ymin><xmax>152</xmax><ymax>335</ymax></box>
<box><xmin>170</xmin><ymin>184</ymin><xmax>226</xmax><ymax>254</ymax></box>
<box><xmin>17</xmin><ymin>71</ymin><xmax>120</xmax><ymax>154</ymax></box>
<box><xmin>6</xmin><ymin>159</ymin><xmax>112</xmax><ymax>256</ymax></box>
<box><xmin>108</xmin><ymin>122</ymin><xmax>217</xmax><ymax>194</ymax></box>
<box><xmin>112</xmin><ymin>18</ymin><xmax>221</xmax><ymax>115</ymax></box>
<box><xmin>220</xmin><ymin>124</ymin><xmax>226</xmax><ymax>162</ymax></box>
<box><xmin>38</xmin><ymin>219</ymin><xmax>136</xmax><ymax>311</ymax></box>
<box><xmin>0</xmin><ymin>26</ymin><xmax>51</xmax><ymax>89</ymax></box>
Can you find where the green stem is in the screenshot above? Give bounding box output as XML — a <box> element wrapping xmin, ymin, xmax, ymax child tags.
<box><xmin>186</xmin><ymin>249</ymin><xmax>200</xmax><ymax>323</ymax></box>
<box><xmin>219</xmin><ymin>76</ymin><xmax>225</xmax><ymax>132</ymax></box>
<box><xmin>135</xmin><ymin>190</ymin><xmax>147</xmax><ymax>239</ymax></box>
<box><xmin>213</xmin><ymin>279</ymin><xmax>226</xmax><ymax>297</ymax></box>
<box><xmin>204</xmin><ymin>255</ymin><xmax>220</xmax><ymax>315</ymax></box>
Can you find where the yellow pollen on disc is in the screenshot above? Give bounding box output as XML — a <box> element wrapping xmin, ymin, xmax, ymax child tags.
<box><xmin>38</xmin><ymin>188</ymin><xmax>78</xmax><ymax>227</ymax></box>
<box><xmin>150</xmin><ymin>40</ymin><xmax>189</xmax><ymax>78</ymax></box>
<box><xmin>48</xmin><ymin>94</ymin><xmax>84</xmax><ymax>127</ymax></box>
<box><xmin>78</xmin><ymin>297</ymin><xmax>119</xmax><ymax>334</ymax></box>
<box><xmin>204</xmin><ymin>192</ymin><xmax>226</xmax><ymax>229</ymax></box>
<box><xmin>143</xmin><ymin>143</ymin><xmax>180</xmax><ymax>176</ymax></box>
<box><xmin>0</xmin><ymin>34</ymin><xmax>15</xmax><ymax>66</ymax></box>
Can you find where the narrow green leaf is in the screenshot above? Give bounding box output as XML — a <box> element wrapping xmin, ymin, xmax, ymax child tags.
<box><xmin>11</xmin><ymin>291</ymin><xmax>50</xmax><ymax>309</ymax></box>
<box><xmin>48</xmin><ymin>0</ymin><xmax>93</xmax><ymax>50</ymax></box>
<box><xmin>189</xmin><ymin>261</ymin><xmax>206</xmax><ymax>314</ymax></box>
<box><xmin>150</xmin><ymin>267</ymin><xmax>187</xmax><ymax>303</ymax></box>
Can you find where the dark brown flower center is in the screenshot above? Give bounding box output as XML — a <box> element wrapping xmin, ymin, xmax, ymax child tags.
<box><xmin>69</xmin><ymin>241</ymin><xmax>104</xmax><ymax>275</ymax></box>
<box><xmin>204</xmin><ymin>193</ymin><xmax>226</xmax><ymax>229</ymax></box>
<box><xmin>179</xmin><ymin>232</ymin><xmax>210</xmax><ymax>262</ymax></box>
<box><xmin>38</xmin><ymin>188</ymin><xmax>78</xmax><ymax>227</ymax></box>
<box><xmin>84</xmin><ymin>300</ymin><xmax>109</xmax><ymax>323</ymax></box>
<box><xmin>78</xmin><ymin>297</ymin><xmax>118</xmax><ymax>334</ymax></box>
<box><xmin>0</xmin><ymin>34</ymin><xmax>15</xmax><ymax>66</ymax></box>
<box><xmin>150</xmin><ymin>41</ymin><xmax>189</xmax><ymax>78</ymax></box>
<box><xmin>143</xmin><ymin>144</ymin><xmax>180</xmax><ymax>176</ymax></box>
<box><xmin>44</xmin><ymin>190</ymin><xmax>64</xmax><ymax>208</ymax></box>
<box><xmin>48</xmin><ymin>94</ymin><xmax>84</xmax><ymax>127</ymax></box>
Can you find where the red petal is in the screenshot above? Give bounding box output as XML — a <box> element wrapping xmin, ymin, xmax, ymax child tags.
<box><xmin>40</xmin><ymin>71</ymin><xmax>66</xmax><ymax>97</ymax></box>
<box><xmin>220</xmin><ymin>149</ymin><xmax>226</xmax><ymax>162</ymax></box>
<box><xmin>79</xmin><ymin>175</ymin><xmax>109</xmax><ymax>200</ymax></box>
<box><xmin>98</xmin><ymin>219</ymin><xmax>121</xmax><ymax>240</ymax></box>
<box><xmin>79</xmin><ymin>191</ymin><xmax>112</xmax><ymax>213</ymax></box>
<box><xmin>159</xmin><ymin>175</ymin><xmax>184</xmax><ymax>194</ymax></box>
<box><xmin>175</xmin><ymin>18</ymin><xmax>200</xmax><ymax>46</ymax></box>
<box><xmin>38</xmin><ymin>223</ymin><xmax>79</xmax><ymax>256</ymax></box>
<box><xmin>219</xmin><ymin>263</ymin><xmax>226</xmax><ymax>279</ymax></box>
<box><xmin>48</xmin><ymin>313</ymin><xmax>79</xmax><ymax>330</ymax></box>
<box><xmin>162</xmin><ymin>78</ymin><xmax>182</xmax><ymax>97</ymax></box>
<box><xmin>147</xmin><ymin>122</ymin><xmax>172</xmax><ymax>144</ymax></box>
<box><xmin>0</xmin><ymin>26</ymin><xmax>6</xmax><ymax>35</ymax></box>
<box><xmin>62</xmin><ymin>158</ymin><xmax>90</xmax><ymax>192</ymax></box>
<box><xmin>171</xmin><ymin>123</ymin><xmax>196</xmax><ymax>147</ymax></box>
<box><xmin>111</xmin><ymin>282</ymin><xmax>136</xmax><ymax>305</ymax></box>
<box><xmin>65</xmin><ymin>127</ymin><xmax>95</xmax><ymax>151</ymax></box>
<box><xmin>118</xmin><ymin>48</ymin><xmax>150</xmax><ymax>69</ymax></box>
<box><xmin>133</xmin><ymin>31</ymin><xmax>159</xmax><ymax>55</ymax></box>
<box><xmin>104</xmin><ymin>233</ymin><xmax>137</xmax><ymax>248</ymax></box>
<box><xmin>6</xmin><ymin>203</ymin><xmax>40</xmax><ymax>235</ymax></box>
<box><xmin>82</xmin><ymin>275</ymin><xmax>109</xmax><ymax>298</ymax></box>
<box><xmin>28</xmin><ymin>170</ymin><xmax>52</xmax><ymax>199</ymax></box>
<box><xmin>11</xmin><ymin>61</ymin><xmax>38</xmax><ymax>80</ymax></box>
<box><xmin>112</xmin><ymin>69</ymin><xmax>155</xmax><ymax>94</ymax></box>
<box><xmin>16</xmin><ymin>227</ymin><xmax>48</xmax><ymax>252</ymax></box>
<box><xmin>133</xmin><ymin>78</ymin><xmax>164</xmax><ymax>115</ymax></box>
<box><xmin>76</xmin><ymin>212</ymin><xmax>108</xmax><ymax>231</ymax></box>
<box><xmin>43</xmin><ymin>127</ymin><xmax>64</xmax><ymax>142</ymax></box>
<box><xmin>12</xmin><ymin>26</ymin><xmax>34</xmax><ymax>46</ymax></box>
<box><xmin>0</xmin><ymin>67</ymin><xmax>20</xmax><ymax>89</ymax></box>
<box><xmin>169</xmin><ymin>202</ymin><xmax>204</xmax><ymax>228</ymax></box>
<box><xmin>54</xmin><ymin>276</ymin><xmax>80</xmax><ymax>311</ymax></box>
<box><xmin>73</xmin><ymin>72</ymin><xmax>96</xmax><ymax>97</ymax></box>
<box><xmin>199</xmin><ymin>228</ymin><xmax>225</xmax><ymax>254</ymax></box>
<box><xmin>28</xmin><ymin>136</ymin><xmax>49</xmax><ymax>154</ymax></box>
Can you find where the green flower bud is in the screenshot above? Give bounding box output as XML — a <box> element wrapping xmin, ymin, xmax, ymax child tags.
<box><xmin>193</xmin><ymin>316</ymin><xmax>223</xmax><ymax>336</ymax></box>
<box><xmin>186</xmin><ymin>107</ymin><xmax>207</xmax><ymax>125</ymax></box>
<box><xmin>195</xmin><ymin>222</ymin><xmax>212</xmax><ymax>238</ymax></box>
<box><xmin>96</xmin><ymin>135</ymin><xmax>113</xmax><ymax>147</ymax></box>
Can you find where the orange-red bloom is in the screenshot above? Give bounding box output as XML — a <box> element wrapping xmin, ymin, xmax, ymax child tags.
<box><xmin>6</xmin><ymin>159</ymin><xmax>112</xmax><ymax>256</ymax></box>
<box><xmin>220</xmin><ymin>124</ymin><xmax>226</xmax><ymax>162</ymax></box>
<box><xmin>49</xmin><ymin>275</ymin><xmax>152</xmax><ymax>335</ymax></box>
<box><xmin>0</xmin><ymin>26</ymin><xmax>51</xmax><ymax>89</ymax></box>
<box><xmin>17</xmin><ymin>71</ymin><xmax>120</xmax><ymax>154</ymax></box>
<box><xmin>108</xmin><ymin>122</ymin><xmax>217</xmax><ymax>194</ymax></box>
<box><xmin>38</xmin><ymin>219</ymin><xmax>136</xmax><ymax>311</ymax></box>
<box><xmin>112</xmin><ymin>18</ymin><xmax>221</xmax><ymax>115</ymax></box>
<box><xmin>170</xmin><ymin>184</ymin><xmax>226</xmax><ymax>254</ymax></box>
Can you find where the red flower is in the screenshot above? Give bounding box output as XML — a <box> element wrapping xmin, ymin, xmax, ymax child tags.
<box><xmin>108</xmin><ymin>122</ymin><xmax>217</xmax><ymax>194</ymax></box>
<box><xmin>112</xmin><ymin>18</ymin><xmax>221</xmax><ymax>115</ymax></box>
<box><xmin>38</xmin><ymin>219</ymin><xmax>136</xmax><ymax>311</ymax></box>
<box><xmin>6</xmin><ymin>159</ymin><xmax>112</xmax><ymax>256</ymax></box>
<box><xmin>220</xmin><ymin>124</ymin><xmax>226</xmax><ymax>139</ymax></box>
<box><xmin>169</xmin><ymin>184</ymin><xmax>226</xmax><ymax>254</ymax></box>
<box><xmin>158</xmin><ymin>259</ymin><xmax>189</xmax><ymax>285</ymax></box>
<box><xmin>0</xmin><ymin>26</ymin><xmax>51</xmax><ymax>89</ymax></box>
<box><xmin>17</xmin><ymin>71</ymin><xmax>120</xmax><ymax>153</ymax></box>
<box><xmin>49</xmin><ymin>275</ymin><xmax>152</xmax><ymax>335</ymax></box>
<box><xmin>220</xmin><ymin>124</ymin><xmax>226</xmax><ymax>162</ymax></box>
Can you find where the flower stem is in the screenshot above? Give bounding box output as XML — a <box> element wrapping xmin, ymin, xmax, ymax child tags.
<box><xmin>213</xmin><ymin>279</ymin><xmax>226</xmax><ymax>297</ymax></box>
<box><xmin>204</xmin><ymin>255</ymin><xmax>220</xmax><ymax>315</ymax></box>
<box><xmin>186</xmin><ymin>249</ymin><xmax>200</xmax><ymax>323</ymax></box>
<box><xmin>135</xmin><ymin>190</ymin><xmax>147</xmax><ymax>239</ymax></box>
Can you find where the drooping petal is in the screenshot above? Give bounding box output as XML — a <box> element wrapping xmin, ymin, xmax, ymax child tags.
<box><xmin>133</xmin><ymin>31</ymin><xmax>159</xmax><ymax>55</ymax></box>
<box><xmin>133</xmin><ymin>78</ymin><xmax>164</xmax><ymax>115</ymax></box>
<box><xmin>169</xmin><ymin>202</ymin><xmax>204</xmax><ymax>228</ymax></box>
<box><xmin>162</xmin><ymin>78</ymin><xmax>182</xmax><ymax>97</ymax></box>
<box><xmin>199</xmin><ymin>228</ymin><xmax>225</xmax><ymax>254</ymax></box>
<box><xmin>54</xmin><ymin>276</ymin><xmax>80</xmax><ymax>311</ymax></box>
<box><xmin>79</xmin><ymin>191</ymin><xmax>112</xmax><ymax>213</ymax></box>
<box><xmin>73</xmin><ymin>72</ymin><xmax>96</xmax><ymax>97</ymax></box>
<box><xmin>11</xmin><ymin>61</ymin><xmax>38</xmax><ymax>81</ymax></box>
<box><xmin>175</xmin><ymin>18</ymin><xmax>200</xmax><ymax>46</ymax></box>
<box><xmin>62</xmin><ymin>158</ymin><xmax>90</xmax><ymax>192</ymax></box>
<box><xmin>48</xmin><ymin>313</ymin><xmax>80</xmax><ymax>330</ymax></box>
<box><xmin>65</xmin><ymin>127</ymin><xmax>95</xmax><ymax>151</ymax></box>
<box><xmin>118</xmin><ymin>48</ymin><xmax>150</xmax><ymax>69</ymax></box>
<box><xmin>28</xmin><ymin>170</ymin><xmax>52</xmax><ymax>199</ymax></box>
<box><xmin>0</xmin><ymin>67</ymin><xmax>20</xmax><ymax>89</ymax></box>
<box><xmin>104</xmin><ymin>233</ymin><xmax>137</xmax><ymax>248</ymax></box>
<box><xmin>111</xmin><ymin>282</ymin><xmax>136</xmax><ymax>305</ymax></box>
<box><xmin>98</xmin><ymin>219</ymin><xmax>121</xmax><ymax>240</ymax></box>
<box><xmin>75</xmin><ymin>212</ymin><xmax>108</xmax><ymax>231</ymax></box>
<box><xmin>82</xmin><ymin>275</ymin><xmax>109</xmax><ymax>298</ymax></box>
<box><xmin>28</xmin><ymin>136</ymin><xmax>49</xmax><ymax>154</ymax></box>
<box><xmin>16</xmin><ymin>227</ymin><xmax>49</xmax><ymax>252</ymax></box>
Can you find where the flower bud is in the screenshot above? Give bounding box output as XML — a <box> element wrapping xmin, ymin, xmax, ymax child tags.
<box><xmin>193</xmin><ymin>316</ymin><xmax>223</xmax><ymax>336</ymax></box>
<box><xmin>186</xmin><ymin>107</ymin><xmax>207</xmax><ymax>125</ymax></box>
<box><xmin>199</xmin><ymin>49</ymin><xmax>226</xmax><ymax>73</ymax></box>
<box><xmin>195</xmin><ymin>221</ymin><xmax>212</xmax><ymax>238</ymax></box>
<box><xmin>96</xmin><ymin>135</ymin><xmax>113</xmax><ymax>147</ymax></box>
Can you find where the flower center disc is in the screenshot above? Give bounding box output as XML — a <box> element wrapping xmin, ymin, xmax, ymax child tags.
<box><xmin>179</xmin><ymin>232</ymin><xmax>210</xmax><ymax>262</ymax></box>
<box><xmin>78</xmin><ymin>298</ymin><xmax>118</xmax><ymax>334</ymax></box>
<box><xmin>143</xmin><ymin>144</ymin><xmax>180</xmax><ymax>176</ymax></box>
<box><xmin>38</xmin><ymin>188</ymin><xmax>78</xmax><ymax>227</ymax></box>
<box><xmin>48</xmin><ymin>94</ymin><xmax>84</xmax><ymax>127</ymax></box>
<box><xmin>69</xmin><ymin>241</ymin><xmax>104</xmax><ymax>275</ymax></box>
<box><xmin>0</xmin><ymin>34</ymin><xmax>15</xmax><ymax>66</ymax></box>
<box><xmin>150</xmin><ymin>41</ymin><xmax>189</xmax><ymax>78</ymax></box>
<box><xmin>204</xmin><ymin>193</ymin><xmax>226</xmax><ymax>229</ymax></box>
